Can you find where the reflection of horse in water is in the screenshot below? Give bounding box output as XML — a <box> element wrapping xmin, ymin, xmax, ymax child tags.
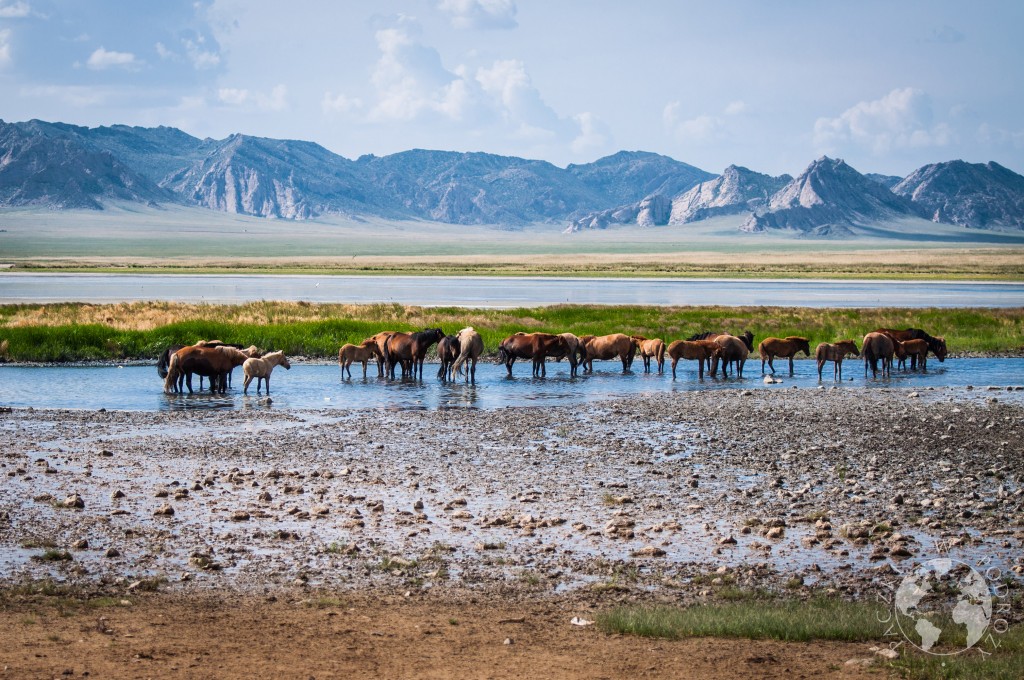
<box><xmin>815</xmin><ymin>340</ymin><xmax>859</xmax><ymax>380</ymax></box>
<box><xmin>758</xmin><ymin>336</ymin><xmax>811</xmax><ymax>375</ymax></box>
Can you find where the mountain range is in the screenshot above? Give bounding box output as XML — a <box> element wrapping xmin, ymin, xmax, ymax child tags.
<box><xmin>1</xmin><ymin>118</ymin><xmax>1023</xmax><ymax>235</ymax></box>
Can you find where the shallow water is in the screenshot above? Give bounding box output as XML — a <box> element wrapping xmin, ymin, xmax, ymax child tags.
<box><xmin>3</xmin><ymin>273</ymin><xmax>1024</xmax><ymax>307</ymax></box>
<box><xmin>1</xmin><ymin>358</ymin><xmax>1021</xmax><ymax>411</ymax></box>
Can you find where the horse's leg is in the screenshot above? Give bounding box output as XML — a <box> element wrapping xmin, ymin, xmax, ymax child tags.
<box><xmin>243</xmin><ymin>375</ymin><xmax>252</xmax><ymax>394</ymax></box>
<box><xmin>836</xmin><ymin>358</ymin><xmax>841</xmax><ymax>381</ymax></box>
<box><xmin>817</xmin><ymin>358</ymin><xmax>824</xmax><ymax>380</ymax></box>
<box><xmin>671</xmin><ymin>358</ymin><xmax>678</xmax><ymax>378</ymax></box>
<box><xmin>789</xmin><ymin>355</ymin><xmax>795</xmax><ymax>375</ymax></box>
<box><xmin>471</xmin><ymin>357</ymin><xmax>477</xmax><ymax>383</ymax></box>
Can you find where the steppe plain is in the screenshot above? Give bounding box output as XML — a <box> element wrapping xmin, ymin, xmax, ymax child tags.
<box><xmin>2</xmin><ymin>208</ymin><xmax>1024</xmax><ymax>678</ymax></box>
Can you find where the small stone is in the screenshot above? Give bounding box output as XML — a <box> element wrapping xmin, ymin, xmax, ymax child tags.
<box><xmin>110</xmin><ymin>490</ymin><xmax>126</xmax><ymax>500</ymax></box>
<box><xmin>104</xmin><ymin>548</ymin><xmax>120</xmax><ymax>558</ymax></box>
<box><xmin>153</xmin><ymin>504</ymin><xmax>175</xmax><ymax>516</ymax></box>
<box><xmin>71</xmin><ymin>538</ymin><xmax>89</xmax><ymax>550</ymax></box>
<box><xmin>231</xmin><ymin>510</ymin><xmax>250</xmax><ymax>521</ymax></box>
<box><xmin>503</xmin><ymin>638</ymin><xmax>513</xmax><ymax>646</ymax></box>
<box><xmin>631</xmin><ymin>545</ymin><xmax>667</xmax><ymax>557</ymax></box>
<box><xmin>63</xmin><ymin>493</ymin><xmax>85</xmax><ymax>509</ymax></box>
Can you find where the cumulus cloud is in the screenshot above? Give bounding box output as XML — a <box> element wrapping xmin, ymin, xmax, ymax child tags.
<box><xmin>183</xmin><ymin>36</ymin><xmax>220</xmax><ymax>70</ymax></box>
<box><xmin>0</xmin><ymin>1</ymin><xmax>30</xmax><ymax>19</ymax></box>
<box><xmin>0</xmin><ymin>28</ymin><xmax>11</xmax><ymax>67</ymax></box>
<box><xmin>218</xmin><ymin>84</ymin><xmax>288</xmax><ymax>111</ymax></box>
<box><xmin>85</xmin><ymin>46</ymin><xmax>139</xmax><ymax>70</ymax></box>
<box><xmin>322</xmin><ymin>91</ymin><xmax>363</xmax><ymax>115</ymax></box>
<box><xmin>571</xmin><ymin>112</ymin><xmax>611</xmax><ymax>156</ymax></box>
<box><xmin>813</xmin><ymin>87</ymin><xmax>953</xmax><ymax>155</ymax></box>
<box><xmin>438</xmin><ymin>0</ymin><xmax>517</xmax><ymax>30</ymax></box>
<box><xmin>663</xmin><ymin>100</ymin><xmax>746</xmax><ymax>144</ymax></box>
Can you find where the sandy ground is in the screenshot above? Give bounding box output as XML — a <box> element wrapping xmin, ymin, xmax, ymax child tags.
<box><xmin>2</xmin><ymin>387</ymin><xmax>1023</xmax><ymax>677</ymax></box>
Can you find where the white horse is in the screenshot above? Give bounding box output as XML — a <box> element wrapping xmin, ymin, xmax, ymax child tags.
<box><xmin>243</xmin><ymin>350</ymin><xmax>291</xmax><ymax>394</ymax></box>
<box><xmin>451</xmin><ymin>327</ymin><xmax>484</xmax><ymax>382</ymax></box>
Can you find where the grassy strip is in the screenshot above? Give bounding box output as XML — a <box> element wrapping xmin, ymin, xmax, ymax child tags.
<box><xmin>0</xmin><ymin>302</ymin><xmax>1021</xmax><ymax>361</ymax></box>
<box><xmin>597</xmin><ymin>599</ymin><xmax>886</xmax><ymax>642</ymax></box>
<box><xmin>599</xmin><ymin>601</ymin><xmax>1024</xmax><ymax>679</ymax></box>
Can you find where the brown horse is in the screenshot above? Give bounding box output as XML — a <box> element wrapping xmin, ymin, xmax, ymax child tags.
<box><xmin>498</xmin><ymin>333</ymin><xmax>569</xmax><ymax>377</ymax></box>
<box><xmin>451</xmin><ymin>327</ymin><xmax>484</xmax><ymax>382</ymax></box>
<box><xmin>815</xmin><ymin>340</ymin><xmax>859</xmax><ymax>381</ymax></box>
<box><xmin>666</xmin><ymin>339</ymin><xmax>721</xmax><ymax>379</ymax></box>
<box><xmin>545</xmin><ymin>332</ymin><xmax>583</xmax><ymax>377</ymax></box>
<box><xmin>339</xmin><ymin>341</ymin><xmax>382</xmax><ymax>378</ymax></box>
<box><xmin>242</xmin><ymin>350</ymin><xmax>290</xmax><ymax>395</ymax></box>
<box><xmin>436</xmin><ymin>334</ymin><xmax>461</xmax><ymax>381</ymax></box>
<box><xmin>689</xmin><ymin>330</ymin><xmax>755</xmax><ymax>351</ymax></box>
<box><xmin>758</xmin><ymin>336</ymin><xmax>811</xmax><ymax>375</ymax></box>
<box><xmin>862</xmin><ymin>332</ymin><xmax>894</xmax><ymax>378</ymax></box>
<box><xmin>164</xmin><ymin>345</ymin><xmax>256</xmax><ymax>394</ymax></box>
<box><xmin>894</xmin><ymin>338</ymin><xmax>930</xmax><ymax>371</ymax></box>
<box><xmin>874</xmin><ymin>328</ymin><xmax>947</xmax><ymax>369</ymax></box>
<box><xmin>384</xmin><ymin>328</ymin><xmax>444</xmax><ymax>379</ymax></box>
<box><xmin>364</xmin><ymin>331</ymin><xmax>399</xmax><ymax>377</ymax></box>
<box><xmin>710</xmin><ymin>335</ymin><xmax>749</xmax><ymax>377</ymax></box>
<box><xmin>631</xmin><ymin>336</ymin><xmax>666</xmax><ymax>373</ymax></box>
<box><xmin>580</xmin><ymin>333</ymin><xmax>637</xmax><ymax>373</ymax></box>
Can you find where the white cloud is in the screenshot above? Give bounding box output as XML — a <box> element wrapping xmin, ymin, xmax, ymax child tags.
<box><xmin>438</xmin><ymin>0</ymin><xmax>517</xmax><ymax>30</ymax></box>
<box><xmin>0</xmin><ymin>28</ymin><xmax>11</xmax><ymax>67</ymax></box>
<box><xmin>663</xmin><ymin>100</ymin><xmax>745</xmax><ymax>144</ymax></box>
<box><xmin>0</xmin><ymin>1</ymin><xmax>30</xmax><ymax>19</ymax></box>
<box><xmin>813</xmin><ymin>87</ymin><xmax>953</xmax><ymax>155</ymax></box>
<box><xmin>86</xmin><ymin>46</ymin><xmax>139</xmax><ymax>71</ymax></box>
<box><xmin>218</xmin><ymin>84</ymin><xmax>287</xmax><ymax>111</ymax></box>
<box><xmin>183</xmin><ymin>36</ymin><xmax>220</xmax><ymax>70</ymax></box>
<box><xmin>571</xmin><ymin>112</ymin><xmax>610</xmax><ymax>156</ymax></box>
<box><xmin>155</xmin><ymin>42</ymin><xmax>177</xmax><ymax>61</ymax></box>
<box><xmin>322</xmin><ymin>91</ymin><xmax>363</xmax><ymax>115</ymax></box>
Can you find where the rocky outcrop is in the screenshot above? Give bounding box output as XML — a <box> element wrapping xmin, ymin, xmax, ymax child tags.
<box><xmin>893</xmin><ymin>160</ymin><xmax>1024</xmax><ymax>229</ymax></box>
<box><xmin>669</xmin><ymin>165</ymin><xmax>791</xmax><ymax>224</ymax></box>
<box><xmin>741</xmin><ymin>157</ymin><xmax>921</xmax><ymax>234</ymax></box>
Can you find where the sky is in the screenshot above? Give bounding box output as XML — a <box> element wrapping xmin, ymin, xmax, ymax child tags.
<box><xmin>0</xmin><ymin>0</ymin><xmax>1021</xmax><ymax>177</ymax></box>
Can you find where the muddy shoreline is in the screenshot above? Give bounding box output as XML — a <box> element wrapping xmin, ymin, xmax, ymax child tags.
<box><xmin>2</xmin><ymin>387</ymin><xmax>1022</xmax><ymax>613</ymax></box>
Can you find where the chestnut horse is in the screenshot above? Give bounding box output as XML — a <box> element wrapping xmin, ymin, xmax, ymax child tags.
<box><xmin>874</xmin><ymin>328</ymin><xmax>947</xmax><ymax>369</ymax></box>
<box><xmin>708</xmin><ymin>335</ymin><xmax>749</xmax><ymax>378</ymax></box>
<box><xmin>158</xmin><ymin>340</ymin><xmax>247</xmax><ymax>388</ymax></box>
<box><xmin>164</xmin><ymin>345</ymin><xmax>256</xmax><ymax>394</ymax></box>
<box><xmin>815</xmin><ymin>340</ymin><xmax>859</xmax><ymax>381</ymax></box>
<box><xmin>631</xmin><ymin>336</ymin><xmax>666</xmax><ymax>373</ymax></box>
<box><xmin>894</xmin><ymin>338</ymin><xmax>930</xmax><ymax>371</ymax></box>
<box><xmin>451</xmin><ymin>327</ymin><xmax>484</xmax><ymax>382</ymax></box>
<box><xmin>545</xmin><ymin>332</ymin><xmax>583</xmax><ymax>377</ymax></box>
<box><xmin>580</xmin><ymin>333</ymin><xmax>637</xmax><ymax>373</ymax></box>
<box><xmin>498</xmin><ymin>333</ymin><xmax>569</xmax><ymax>377</ymax></box>
<box><xmin>364</xmin><ymin>331</ymin><xmax>399</xmax><ymax>377</ymax></box>
<box><xmin>384</xmin><ymin>328</ymin><xmax>444</xmax><ymax>380</ymax></box>
<box><xmin>667</xmin><ymin>339</ymin><xmax>721</xmax><ymax>379</ymax></box>
<box><xmin>339</xmin><ymin>341</ymin><xmax>381</xmax><ymax>379</ymax></box>
<box><xmin>758</xmin><ymin>336</ymin><xmax>811</xmax><ymax>375</ymax></box>
<box><xmin>862</xmin><ymin>332</ymin><xmax>894</xmax><ymax>378</ymax></box>
<box><xmin>436</xmin><ymin>334</ymin><xmax>461</xmax><ymax>381</ymax></box>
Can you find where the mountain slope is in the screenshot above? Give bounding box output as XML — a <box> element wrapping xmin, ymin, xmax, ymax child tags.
<box><xmin>0</xmin><ymin>120</ymin><xmax>172</xmax><ymax>209</ymax></box>
<box><xmin>742</xmin><ymin>157</ymin><xmax>921</xmax><ymax>234</ymax></box>
<box><xmin>669</xmin><ymin>165</ymin><xmax>791</xmax><ymax>225</ymax></box>
<box><xmin>566</xmin><ymin>151</ymin><xmax>714</xmax><ymax>206</ymax></box>
<box><xmin>893</xmin><ymin>160</ymin><xmax>1024</xmax><ymax>229</ymax></box>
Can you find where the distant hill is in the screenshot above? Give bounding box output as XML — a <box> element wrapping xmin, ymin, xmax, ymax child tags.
<box><xmin>1</xmin><ymin>118</ymin><xmax>1022</xmax><ymax>234</ymax></box>
<box><xmin>893</xmin><ymin>160</ymin><xmax>1024</xmax><ymax>229</ymax></box>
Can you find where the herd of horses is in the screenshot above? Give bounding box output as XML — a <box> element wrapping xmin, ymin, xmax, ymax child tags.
<box><xmin>157</xmin><ymin>326</ymin><xmax>947</xmax><ymax>394</ymax></box>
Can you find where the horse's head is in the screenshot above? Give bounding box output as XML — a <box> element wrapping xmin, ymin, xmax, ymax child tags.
<box><xmin>281</xmin><ymin>355</ymin><xmax>291</xmax><ymax>370</ymax></box>
<box><xmin>933</xmin><ymin>336</ymin><xmax>947</xmax><ymax>362</ymax></box>
<box><xmin>844</xmin><ymin>340</ymin><xmax>860</xmax><ymax>357</ymax></box>
<box><xmin>797</xmin><ymin>338</ymin><xmax>811</xmax><ymax>356</ymax></box>
<box><xmin>741</xmin><ymin>330</ymin><xmax>755</xmax><ymax>351</ymax></box>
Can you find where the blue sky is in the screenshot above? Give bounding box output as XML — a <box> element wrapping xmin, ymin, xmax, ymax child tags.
<box><xmin>0</xmin><ymin>0</ymin><xmax>1020</xmax><ymax>176</ymax></box>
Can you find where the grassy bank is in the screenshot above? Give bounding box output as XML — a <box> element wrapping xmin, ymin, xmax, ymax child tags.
<box><xmin>599</xmin><ymin>600</ymin><xmax>1024</xmax><ymax>679</ymax></box>
<box><xmin>0</xmin><ymin>302</ymin><xmax>1021</xmax><ymax>362</ymax></box>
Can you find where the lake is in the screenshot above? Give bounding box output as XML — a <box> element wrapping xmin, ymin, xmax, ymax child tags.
<box><xmin>2</xmin><ymin>273</ymin><xmax>1024</xmax><ymax>308</ymax></box>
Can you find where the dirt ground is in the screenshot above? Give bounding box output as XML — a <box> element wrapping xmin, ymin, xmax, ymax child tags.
<box><xmin>0</xmin><ymin>592</ymin><xmax>882</xmax><ymax>679</ymax></box>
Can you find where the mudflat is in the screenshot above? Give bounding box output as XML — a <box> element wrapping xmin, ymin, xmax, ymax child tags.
<box><xmin>1</xmin><ymin>387</ymin><xmax>1022</xmax><ymax>677</ymax></box>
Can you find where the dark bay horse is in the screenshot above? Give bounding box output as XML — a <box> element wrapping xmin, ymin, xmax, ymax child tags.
<box><xmin>875</xmin><ymin>328</ymin><xmax>947</xmax><ymax>369</ymax></box>
<box><xmin>689</xmin><ymin>330</ymin><xmax>755</xmax><ymax>351</ymax></box>
<box><xmin>384</xmin><ymin>328</ymin><xmax>444</xmax><ymax>380</ymax></box>
<box><xmin>758</xmin><ymin>336</ymin><xmax>811</xmax><ymax>374</ymax></box>
<box><xmin>436</xmin><ymin>334</ymin><xmax>461</xmax><ymax>381</ymax></box>
<box><xmin>815</xmin><ymin>340</ymin><xmax>859</xmax><ymax>381</ymax></box>
<box><xmin>498</xmin><ymin>333</ymin><xmax>569</xmax><ymax>377</ymax></box>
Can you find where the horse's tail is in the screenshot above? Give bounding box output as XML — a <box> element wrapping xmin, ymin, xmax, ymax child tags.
<box><xmin>164</xmin><ymin>353</ymin><xmax>180</xmax><ymax>393</ymax></box>
<box><xmin>656</xmin><ymin>341</ymin><xmax>666</xmax><ymax>366</ymax></box>
<box><xmin>157</xmin><ymin>346</ymin><xmax>172</xmax><ymax>379</ymax></box>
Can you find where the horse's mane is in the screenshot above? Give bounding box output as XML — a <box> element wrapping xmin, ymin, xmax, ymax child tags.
<box><xmin>686</xmin><ymin>331</ymin><xmax>716</xmax><ymax>341</ymax></box>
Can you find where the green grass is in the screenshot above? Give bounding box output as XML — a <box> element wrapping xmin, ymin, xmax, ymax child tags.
<box><xmin>0</xmin><ymin>302</ymin><xmax>1021</xmax><ymax>361</ymax></box>
<box><xmin>597</xmin><ymin>598</ymin><xmax>887</xmax><ymax>642</ymax></box>
<box><xmin>891</xmin><ymin>624</ymin><xmax>1024</xmax><ymax>680</ymax></box>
